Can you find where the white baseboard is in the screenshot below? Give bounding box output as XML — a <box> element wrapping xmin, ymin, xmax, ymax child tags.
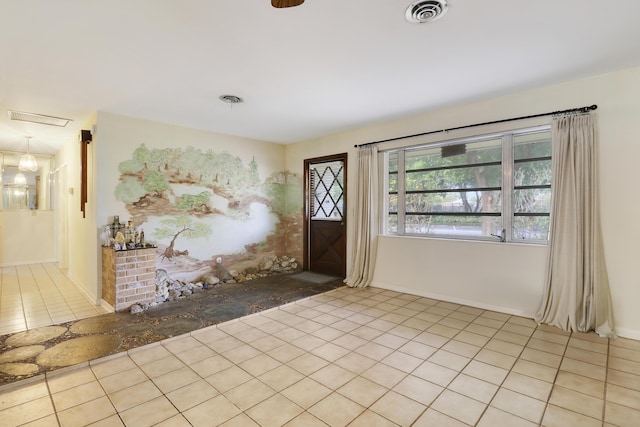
<box><xmin>371</xmin><ymin>281</ymin><xmax>640</xmax><ymax>341</ymax></box>
<box><xmin>99</xmin><ymin>299</ymin><xmax>115</xmax><ymax>313</ymax></box>
<box><xmin>370</xmin><ymin>282</ymin><xmax>535</xmax><ymax>319</ymax></box>
<box><xmin>66</xmin><ymin>273</ymin><xmax>100</xmax><ymax>306</ymax></box>
<box><xmin>613</xmin><ymin>327</ymin><xmax>640</xmax><ymax>341</ymax></box>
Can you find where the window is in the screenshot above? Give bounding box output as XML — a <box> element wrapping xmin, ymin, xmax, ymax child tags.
<box><xmin>385</xmin><ymin>126</ymin><xmax>551</xmax><ymax>243</ymax></box>
<box><xmin>310</xmin><ymin>160</ymin><xmax>344</xmax><ymax>220</ymax></box>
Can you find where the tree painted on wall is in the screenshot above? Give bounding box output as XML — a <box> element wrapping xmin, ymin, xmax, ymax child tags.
<box><xmin>144</xmin><ymin>171</ymin><xmax>170</xmax><ymax>196</ymax></box>
<box><xmin>248</xmin><ymin>156</ymin><xmax>260</xmax><ymax>186</ymax></box>
<box><xmin>154</xmin><ymin>215</ymin><xmax>211</xmax><ymax>261</ymax></box>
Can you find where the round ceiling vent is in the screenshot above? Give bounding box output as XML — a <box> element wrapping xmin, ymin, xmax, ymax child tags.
<box><xmin>219</xmin><ymin>95</ymin><xmax>243</xmax><ymax>104</ymax></box>
<box><xmin>405</xmin><ymin>0</ymin><xmax>449</xmax><ymax>24</ymax></box>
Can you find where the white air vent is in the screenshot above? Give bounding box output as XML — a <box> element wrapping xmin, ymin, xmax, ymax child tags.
<box><xmin>219</xmin><ymin>95</ymin><xmax>243</xmax><ymax>104</ymax></box>
<box><xmin>405</xmin><ymin>0</ymin><xmax>449</xmax><ymax>24</ymax></box>
<box><xmin>8</xmin><ymin>110</ymin><xmax>72</xmax><ymax>127</ymax></box>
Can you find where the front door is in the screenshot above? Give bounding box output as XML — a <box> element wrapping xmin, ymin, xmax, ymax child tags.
<box><xmin>304</xmin><ymin>153</ymin><xmax>347</xmax><ymax>278</ymax></box>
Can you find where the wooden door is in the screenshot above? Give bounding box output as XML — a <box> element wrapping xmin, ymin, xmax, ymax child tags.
<box><xmin>304</xmin><ymin>154</ymin><xmax>347</xmax><ymax>278</ymax></box>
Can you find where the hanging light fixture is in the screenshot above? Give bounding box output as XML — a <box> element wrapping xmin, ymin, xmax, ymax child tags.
<box><xmin>18</xmin><ymin>136</ymin><xmax>38</xmax><ymax>172</ymax></box>
<box><xmin>14</xmin><ymin>173</ymin><xmax>27</xmax><ymax>185</ymax></box>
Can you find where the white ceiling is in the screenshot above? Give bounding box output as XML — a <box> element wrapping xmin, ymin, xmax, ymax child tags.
<box><xmin>1</xmin><ymin>0</ymin><xmax>640</xmax><ymax>155</ymax></box>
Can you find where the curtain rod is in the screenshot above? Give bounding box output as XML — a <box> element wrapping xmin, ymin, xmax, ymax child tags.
<box><xmin>354</xmin><ymin>104</ymin><xmax>597</xmax><ymax>148</ymax></box>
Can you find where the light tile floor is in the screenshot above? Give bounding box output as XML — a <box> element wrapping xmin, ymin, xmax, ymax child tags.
<box><xmin>1</xmin><ymin>286</ymin><xmax>640</xmax><ymax>426</ymax></box>
<box><xmin>0</xmin><ymin>263</ymin><xmax>107</xmax><ymax>335</ymax></box>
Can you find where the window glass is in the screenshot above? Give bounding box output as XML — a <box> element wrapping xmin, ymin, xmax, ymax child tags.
<box><xmin>311</xmin><ymin>160</ymin><xmax>344</xmax><ymax>220</ymax></box>
<box><xmin>385</xmin><ymin>127</ymin><xmax>551</xmax><ymax>243</ymax></box>
<box><xmin>512</xmin><ymin>131</ymin><xmax>552</xmax><ymax>241</ymax></box>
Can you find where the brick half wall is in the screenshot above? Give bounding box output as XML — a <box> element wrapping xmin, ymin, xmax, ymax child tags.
<box><xmin>102</xmin><ymin>247</ymin><xmax>156</xmax><ymax>312</ymax></box>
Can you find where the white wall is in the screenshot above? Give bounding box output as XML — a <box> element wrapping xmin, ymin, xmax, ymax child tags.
<box><xmin>0</xmin><ymin>210</ymin><xmax>56</xmax><ymax>266</ymax></box>
<box><xmin>285</xmin><ymin>66</ymin><xmax>640</xmax><ymax>339</ymax></box>
<box><xmin>56</xmin><ymin>113</ymin><xmax>99</xmax><ymax>302</ymax></box>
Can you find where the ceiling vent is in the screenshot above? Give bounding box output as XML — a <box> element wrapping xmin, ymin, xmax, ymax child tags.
<box><xmin>219</xmin><ymin>95</ymin><xmax>243</xmax><ymax>104</ymax></box>
<box><xmin>405</xmin><ymin>0</ymin><xmax>449</xmax><ymax>24</ymax></box>
<box><xmin>8</xmin><ymin>110</ymin><xmax>72</xmax><ymax>127</ymax></box>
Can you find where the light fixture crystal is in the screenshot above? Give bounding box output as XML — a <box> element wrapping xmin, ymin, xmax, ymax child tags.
<box><xmin>14</xmin><ymin>173</ymin><xmax>27</xmax><ymax>185</ymax></box>
<box><xmin>18</xmin><ymin>137</ymin><xmax>38</xmax><ymax>172</ymax></box>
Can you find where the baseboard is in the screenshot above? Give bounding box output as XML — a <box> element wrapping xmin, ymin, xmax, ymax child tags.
<box><xmin>370</xmin><ymin>281</ymin><xmax>534</xmax><ymax>319</ymax></box>
<box><xmin>99</xmin><ymin>299</ymin><xmax>115</xmax><ymax>313</ymax></box>
<box><xmin>613</xmin><ymin>327</ymin><xmax>640</xmax><ymax>341</ymax></box>
<box><xmin>66</xmin><ymin>272</ymin><xmax>100</xmax><ymax>306</ymax></box>
<box><xmin>371</xmin><ymin>281</ymin><xmax>640</xmax><ymax>341</ymax></box>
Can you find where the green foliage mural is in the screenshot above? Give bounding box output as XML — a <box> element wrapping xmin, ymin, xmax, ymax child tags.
<box><xmin>144</xmin><ymin>171</ymin><xmax>170</xmax><ymax>196</ymax></box>
<box><xmin>115</xmin><ymin>177</ymin><xmax>146</xmax><ymax>204</ymax></box>
<box><xmin>115</xmin><ymin>144</ymin><xmax>264</xmax><ymax>217</ymax></box>
<box><xmin>175</xmin><ymin>191</ymin><xmax>211</xmax><ymax>212</ymax></box>
<box><xmin>115</xmin><ymin>144</ymin><xmax>304</xmax><ymax>266</ymax></box>
<box><xmin>264</xmin><ymin>171</ymin><xmax>302</xmax><ymax>216</ymax></box>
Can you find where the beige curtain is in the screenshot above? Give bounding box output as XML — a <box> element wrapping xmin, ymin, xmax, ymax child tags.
<box><xmin>344</xmin><ymin>145</ymin><xmax>379</xmax><ymax>288</ymax></box>
<box><xmin>535</xmin><ymin>113</ymin><xmax>615</xmax><ymax>337</ymax></box>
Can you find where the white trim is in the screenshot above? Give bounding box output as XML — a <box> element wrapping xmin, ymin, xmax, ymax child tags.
<box><xmin>370</xmin><ymin>281</ymin><xmax>534</xmax><ymax>318</ymax></box>
<box><xmin>66</xmin><ymin>272</ymin><xmax>100</xmax><ymax>305</ymax></box>
<box><xmin>99</xmin><ymin>299</ymin><xmax>115</xmax><ymax>313</ymax></box>
<box><xmin>613</xmin><ymin>327</ymin><xmax>640</xmax><ymax>341</ymax></box>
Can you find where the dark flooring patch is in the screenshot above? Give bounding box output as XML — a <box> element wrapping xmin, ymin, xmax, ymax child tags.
<box><xmin>199</xmin><ymin>301</ymin><xmax>250</xmax><ymax>323</ymax></box>
<box><xmin>0</xmin><ymin>272</ymin><xmax>344</xmax><ymax>385</ymax></box>
<box><xmin>289</xmin><ymin>271</ymin><xmax>340</xmax><ymax>284</ymax></box>
<box><xmin>152</xmin><ymin>318</ymin><xmax>203</xmax><ymax>338</ymax></box>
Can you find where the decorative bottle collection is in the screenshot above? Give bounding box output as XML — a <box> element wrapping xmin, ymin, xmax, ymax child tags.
<box><xmin>103</xmin><ymin>215</ymin><xmax>153</xmax><ymax>250</ymax></box>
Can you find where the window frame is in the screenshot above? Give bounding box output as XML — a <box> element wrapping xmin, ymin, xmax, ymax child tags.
<box><xmin>383</xmin><ymin>125</ymin><xmax>552</xmax><ymax>244</ymax></box>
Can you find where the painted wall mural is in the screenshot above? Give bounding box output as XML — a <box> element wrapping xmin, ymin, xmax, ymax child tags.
<box><xmin>115</xmin><ymin>144</ymin><xmax>303</xmax><ymax>282</ymax></box>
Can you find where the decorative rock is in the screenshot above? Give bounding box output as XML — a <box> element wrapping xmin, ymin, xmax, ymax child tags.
<box><xmin>259</xmin><ymin>255</ymin><xmax>277</xmax><ymax>271</ymax></box>
<box><xmin>152</xmin><ymin>253</ymin><xmax>299</xmax><ymax>307</ymax></box>
<box><xmin>214</xmin><ymin>264</ymin><xmax>232</xmax><ymax>281</ymax></box>
<box><xmin>203</xmin><ymin>275</ymin><xmax>220</xmax><ymax>286</ymax></box>
<box><xmin>130</xmin><ymin>304</ymin><xmax>144</xmax><ymax>314</ymax></box>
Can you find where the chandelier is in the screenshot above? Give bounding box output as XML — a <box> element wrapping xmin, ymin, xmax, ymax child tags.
<box><xmin>14</xmin><ymin>173</ymin><xmax>27</xmax><ymax>185</ymax></box>
<box><xmin>18</xmin><ymin>136</ymin><xmax>38</xmax><ymax>172</ymax></box>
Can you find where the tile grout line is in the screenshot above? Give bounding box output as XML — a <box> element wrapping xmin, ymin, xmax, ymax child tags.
<box><xmin>602</xmin><ymin>335</ymin><xmax>611</xmax><ymax>424</ymax></box>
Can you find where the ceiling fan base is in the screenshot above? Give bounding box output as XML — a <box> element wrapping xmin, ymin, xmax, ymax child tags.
<box><xmin>271</xmin><ymin>0</ymin><xmax>305</xmax><ymax>8</ymax></box>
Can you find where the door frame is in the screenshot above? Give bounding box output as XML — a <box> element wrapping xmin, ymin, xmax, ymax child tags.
<box><xmin>303</xmin><ymin>152</ymin><xmax>348</xmax><ymax>276</ymax></box>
